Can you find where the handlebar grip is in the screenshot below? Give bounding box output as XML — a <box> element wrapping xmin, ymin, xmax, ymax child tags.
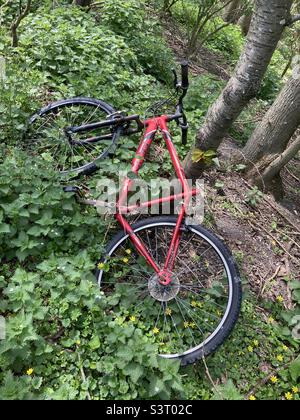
<box><xmin>182</xmin><ymin>127</ymin><xmax>188</xmax><ymax>146</ymax></box>
<box><xmin>181</xmin><ymin>61</ymin><xmax>189</xmax><ymax>90</ymax></box>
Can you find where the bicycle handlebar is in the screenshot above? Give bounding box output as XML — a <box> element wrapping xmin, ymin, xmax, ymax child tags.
<box><xmin>67</xmin><ymin>63</ymin><xmax>189</xmax><ymax>142</ymax></box>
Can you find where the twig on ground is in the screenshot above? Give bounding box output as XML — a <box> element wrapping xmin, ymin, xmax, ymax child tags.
<box><xmin>202</xmin><ymin>356</ymin><xmax>224</xmax><ymax>400</ymax></box>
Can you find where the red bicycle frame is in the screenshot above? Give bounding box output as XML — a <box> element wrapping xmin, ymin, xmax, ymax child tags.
<box><xmin>115</xmin><ymin>115</ymin><xmax>199</xmax><ymax>286</ymax></box>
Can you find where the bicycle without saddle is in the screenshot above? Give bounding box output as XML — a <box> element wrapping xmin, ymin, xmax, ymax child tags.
<box><xmin>25</xmin><ymin>63</ymin><xmax>242</xmax><ymax>365</ymax></box>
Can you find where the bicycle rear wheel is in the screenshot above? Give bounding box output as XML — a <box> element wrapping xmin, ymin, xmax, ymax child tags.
<box><xmin>96</xmin><ymin>216</ymin><xmax>242</xmax><ymax>366</ymax></box>
<box><xmin>23</xmin><ymin>97</ymin><xmax>118</xmax><ymax>176</ymax></box>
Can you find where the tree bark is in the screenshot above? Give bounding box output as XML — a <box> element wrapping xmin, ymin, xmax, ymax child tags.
<box><xmin>184</xmin><ymin>0</ymin><xmax>293</xmax><ymax>179</ymax></box>
<box><xmin>260</xmin><ymin>135</ymin><xmax>300</xmax><ymax>185</ymax></box>
<box><xmin>238</xmin><ymin>13</ymin><xmax>252</xmax><ymax>36</ymax></box>
<box><xmin>10</xmin><ymin>0</ymin><xmax>32</xmax><ymax>48</ymax></box>
<box><xmin>223</xmin><ymin>0</ymin><xmax>241</xmax><ymax>23</ymax></box>
<box><xmin>241</xmin><ymin>75</ymin><xmax>300</xmax><ymax>181</ymax></box>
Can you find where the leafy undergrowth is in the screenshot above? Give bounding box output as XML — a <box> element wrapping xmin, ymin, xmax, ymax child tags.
<box><xmin>0</xmin><ymin>0</ymin><xmax>300</xmax><ymax>401</ymax></box>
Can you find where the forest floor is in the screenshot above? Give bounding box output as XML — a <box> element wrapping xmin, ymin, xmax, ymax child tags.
<box><xmin>160</xmin><ymin>14</ymin><xmax>300</xmax><ymax>305</ymax></box>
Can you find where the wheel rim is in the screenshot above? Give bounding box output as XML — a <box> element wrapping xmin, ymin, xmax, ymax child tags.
<box><xmin>98</xmin><ymin>222</ymin><xmax>234</xmax><ymax>359</ymax></box>
<box><xmin>24</xmin><ymin>102</ymin><xmax>116</xmax><ymax>174</ymax></box>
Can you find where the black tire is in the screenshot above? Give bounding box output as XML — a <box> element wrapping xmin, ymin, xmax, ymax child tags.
<box><xmin>24</xmin><ymin>97</ymin><xmax>117</xmax><ymax>177</ymax></box>
<box><xmin>96</xmin><ymin>216</ymin><xmax>242</xmax><ymax>366</ymax></box>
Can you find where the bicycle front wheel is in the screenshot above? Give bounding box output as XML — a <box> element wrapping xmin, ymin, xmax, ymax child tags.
<box><xmin>23</xmin><ymin>97</ymin><xmax>117</xmax><ymax>176</ymax></box>
<box><xmin>96</xmin><ymin>216</ymin><xmax>242</xmax><ymax>366</ymax></box>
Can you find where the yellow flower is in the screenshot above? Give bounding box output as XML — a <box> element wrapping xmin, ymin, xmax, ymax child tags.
<box><xmin>270</xmin><ymin>376</ymin><xmax>278</xmax><ymax>384</ymax></box>
<box><xmin>76</xmin><ymin>340</ymin><xmax>81</xmax><ymax>345</ymax></box>
<box><xmin>125</xmin><ymin>249</ymin><xmax>132</xmax><ymax>255</ymax></box>
<box><xmin>267</xmin><ymin>316</ymin><xmax>274</xmax><ymax>324</ymax></box>
<box><xmin>247</xmin><ymin>346</ymin><xmax>254</xmax><ymax>353</ymax></box>
<box><xmin>165</xmin><ymin>308</ymin><xmax>172</xmax><ymax>316</ymax></box>
<box><xmin>276</xmin><ymin>295</ymin><xmax>284</xmax><ymax>303</ymax></box>
<box><xmin>26</xmin><ymin>368</ymin><xmax>33</xmax><ymax>376</ymax></box>
<box><xmin>277</xmin><ymin>354</ymin><xmax>283</xmax><ymax>362</ymax></box>
<box><xmin>217</xmin><ymin>310</ymin><xmax>222</xmax><ymax>317</ymax></box>
<box><xmin>191</xmin><ymin>301</ymin><xmax>197</xmax><ymax>308</ymax></box>
<box><xmin>292</xmin><ymin>386</ymin><xmax>299</xmax><ymax>394</ymax></box>
<box><xmin>129</xmin><ymin>315</ymin><xmax>136</xmax><ymax>322</ymax></box>
<box><xmin>285</xmin><ymin>392</ymin><xmax>293</xmax><ymax>400</ymax></box>
<box><xmin>189</xmin><ymin>322</ymin><xmax>196</xmax><ymax>329</ymax></box>
<box><xmin>122</xmin><ymin>257</ymin><xmax>129</xmax><ymax>264</ymax></box>
<box><xmin>152</xmin><ymin>327</ymin><xmax>160</xmax><ymax>334</ymax></box>
<box><xmin>97</xmin><ymin>262</ymin><xmax>105</xmax><ymax>269</ymax></box>
<box><xmin>253</xmin><ymin>340</ymin><xmax>259</xmax><ymax>347</ymax></box>
<box><xmin>184</xmin><ymin>321</ymin><xmax>189</xmax><ymax>328</ymax></box>
<box><xmin>282</xmin><ymin>345</ymin><xmax>289</xmax><ymax>352</ymax></box>
<box><xmin>249</xmin><ymin>395</ymin><xmax>256</xmax><ymax>400</ymax></box>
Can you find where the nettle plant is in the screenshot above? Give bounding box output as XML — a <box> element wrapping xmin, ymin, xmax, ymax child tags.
<box><xmin>0</xmin><ymin>151</ymin><xmax>107</xmax><ymax>263</ymax></box>
<box><xmin>0</xmin><ymin>256</ymin><xmax>183</xmax><ymax>399</ymax></box>
<box><xmin>0</xmin><ymin>151</ymin><xmax>183</xmax><ymax>400</ymax></box>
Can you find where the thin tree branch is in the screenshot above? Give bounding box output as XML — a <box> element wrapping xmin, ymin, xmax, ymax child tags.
<box><xmin>261</xmin><ymin>136</ymin><xmax>300</xmax><ymax>183</ymax></box>
<box><xmin>286</xmin><ymin>14</ymin><xmax>300</xmax><ymax>26</ymax></box>
<box><xmin>10</xmin><ymin>0</ymin><xmax>32</xmax><ymax>47</ymax></box>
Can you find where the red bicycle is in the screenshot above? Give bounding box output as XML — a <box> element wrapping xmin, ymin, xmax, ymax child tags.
<box><xmin>25</xmin><ymin>63</ymin><xmax>242</xmax><ymax>365</ymax></box>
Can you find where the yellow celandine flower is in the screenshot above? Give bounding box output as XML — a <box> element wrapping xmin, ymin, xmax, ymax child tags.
<box><xmin>189</xmin><ymin>322</ymin><xmax>196</xmax><ymax>328</ymax></box>
<box><xmin>184</xmin><ymin>321</ymin><xmax>189</xmax><ymax>328</ymax></box>
<box><xmin>165</xmin><ymin>308</ymin><xmax>172</xmax><ymax>316</ymax></box>
<box><xmin>97</xmin><ymin>262</ymin><xmax>105</xmax><ymax>269</ymax></box>
<box><xmin>191</xmin><ymin>301</ymin><xmax>197</xmax><ymax>308</ymax></box>
<box><xmin>152</xmin><ymin>327</ymin><xmax>159</xmax><ymax>334</ymax></box>
<box><xmin>292</xmin><ymin>386</ymin><xmax>299</xmax><ymax>394</ymax></box>
<box><xmin>270</xmin><ymin>376</ymin><xmax>278</xmax><ymax>384</ymax></box>
<box><xmin>277</xmin><ymin>354</ymin><xmax>284</xmax><ymax>362</ymax></box>
<box><xmin>129</xmin><ymin>316</ymin><xmax>136</xmax><ymax>322</ymax></box>
<box><xmin>217</xmin><ymin>310</ymin><xmax>222</xmax><ymax>317</ymax></box>
<box><xmin>249</xmin><ymin>395</ymin><xmax>256</xmax><ymax>400</ymax></box>
<box><xmin>253</xmin><ymin>340</ymin><xmax>259</xmax><ymax>347</ymax></box>
<box><xmin>247</xmin><ymin>346</ymin><xmax>254</xmax><ymax>353</ymax></box>
<box><xmin>26</xmin><ymin>368</ymin><xmax>33</xmax><ymax>376</ymax></box>
<box><xmin>122</xmin><ymin>257</ymin><xmax>129</xmax><ymax>264</ymax></box>
<box><xmin>267</xmin><ymin>317</ymin><xmax>274</xmax><ymax>324</ymax></box>
<box><xmin>125</xmin><ymin>249</ymin><xmax>132</xmax><ymax>255</ymax></box>
<box><xmin>282</xmin><ymin>345</ymin><xmax>289</xmax><ymax>352</ymax></box>
<box><xmin>76</xmin><ymin>340</ymin><xmax>81</xmax><ymax>345</ymax></box>
<box><xmin>276</xmin><ymin>295</ymin><xmax>284</xmax><ymax>303</ymax></box>
<box><xmin>285</xmin><ymin>392</ymin><xmax>293</xmax><ymax>400</ymax></box>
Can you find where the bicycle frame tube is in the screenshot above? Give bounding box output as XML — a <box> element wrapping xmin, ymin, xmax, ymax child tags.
<box><xmin>115</xmin><ymin>116</ymin><xmax>195</xmax><ymax>284</ymax></box>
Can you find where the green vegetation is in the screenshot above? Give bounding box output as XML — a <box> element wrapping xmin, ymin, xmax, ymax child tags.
<box><xmin>0</xmin><ymin>0</ymin><xmax>299</xmax><ymax>400</ymax></box>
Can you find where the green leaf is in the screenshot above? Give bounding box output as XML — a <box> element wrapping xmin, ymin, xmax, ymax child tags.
<box><xmin>192</xmin><ymin>148</ymin><xmax>216</xmax><ymax>164</ymax></box>
<box><xmin>89</xmin><ymin>335</ymin><xmax>100</xmax><ymax>350</ymax></box>
<box><xmin>123</xmin><ymin>362</ymin><xmax>144</xmax><ymax>384</ymax></box>
<box><xmin>0</xmin><ymin>223</ymin><xmax>10</xmax><ymax>233</ymax></box>
<box><xmin>289</xmin><ymin>357</ymin><xmax>300</xmax><ymax>382</ymax></box>
<box><xmin>148</xmin><ymin>376</ymin><xmax>166</xmax><ymax>397</ymax></box>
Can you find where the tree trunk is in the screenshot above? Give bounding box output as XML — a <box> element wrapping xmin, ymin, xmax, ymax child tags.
<box><xmin>223</xmin><ymin>0</ymin><xmax>241</xmax><ymax>23</ymax></box>
<box><xmin>241</xmin><ymin>75</ymin><xmax>300</xmax><ymax>182</ymax></box>
<box><xmin>238</xmin><ymin>13</ymin><xmax>252</xmax><ymax>36</ymax></box>
<box><xmin>260</xmin><ymin>135</ymin><xmax>300</xmax><ymax>185</ymax></box>
<box><xmin>184</xmin><ymin>0</ymin><xmax>292</xmax><ymax>179</ymax></box>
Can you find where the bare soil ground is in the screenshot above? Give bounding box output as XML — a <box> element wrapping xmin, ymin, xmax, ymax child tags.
<box><xmin>160</xmin><ymin>15</ymin><xmax>300</xmax><ymax>304</ymax></box>
<box><xmin>202</xmin><ymin>170</ymin><xmax>300</xmax><ymax>306</ymax></box>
